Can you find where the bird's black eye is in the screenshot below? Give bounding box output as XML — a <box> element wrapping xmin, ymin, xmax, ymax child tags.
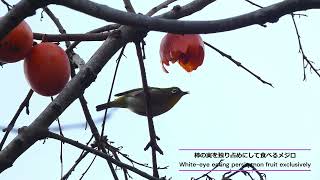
<box><xmin>171</xmin><ymin>88</ymin><xmax>178</xmax><ymax>94</ymax></box>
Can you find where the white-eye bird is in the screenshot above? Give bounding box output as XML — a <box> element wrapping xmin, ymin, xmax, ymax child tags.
<box><xmin>96</xmin><ymin>87</ymin><xmax>188</xmax><ymax>116</ymax></box>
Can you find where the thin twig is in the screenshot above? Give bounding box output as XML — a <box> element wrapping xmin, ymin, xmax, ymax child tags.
<box><xmin>100</xmin><ymin>45</ymin><xmax>126</xmax><ymax>138</ymax></box>
<box><xmin>51</xmin><ymin>96</ymin><xmax>64</xmax><ymax>179</ymax></box>
<box><xmin>78</xmin><ymin>95</ymin><xmax>119</xmax><ymax>180</ymax></box>
<box><xmin>113</xmin><ymin>152</ymin><xmax>130</xmax><ymax>180</ymax></box>
<box><xmin>33</xmin><ymin>32</ymin><xmax>111</xmax><ymax>42</ymax></box>
<box><xmin>242</xmin><ymin>0</ymin><xmax>266</xmax><ymax>27</ymax></box>
<box><xmin>192</xmin><ymin>160</ymin><xmax>224</xmax><ymax>180</ymax></box>
<box><xmin>146</xmin><ymin>0</ymin><xmax>177</xmax><ymax>16</ymax></box>
<box><xmin>290</xmin><ymin>14</ymin><xmax>320</xmax><ymax>80</ymax></box>
<box><xmin>62</xmin><ymin>136</ymin><xmax>93</xmax><ymax>180</ymax></box>
<box><xmin>63</xmin><ymin>152</ymin><xmax>89</xmax><ymax>180</ymax></box>
<box><xmin>57</xmin><ymin>117</ymin><xmax>64</xmax><ymax>179</ymax></box>
<box><xmin>59</xmin><ymin>138</ymin><xmax>64</xmax><ymax>178</ymax></box>
<box><xmin>117</xmin><ymin>150</ymin><xmax>154</xmax><ymax>169</ymax></box>
<box><xmin>97</xmin><ymin>137</ymin><xmax>168</xmax><ymax>170</ymax></box>
<box><xmin>95</xmin><ymin>138</ymin><xmax>131</xmax><ymax>180</ymax></box>
<box><xmin>99</xmin><ymin>46</ymin><xmax>127</xmax><ymax>179</ymax></box>
<box><xmin>222</xmin><ymin>163</ymin><xmax>266</xmax><ymax>180</ymax></box>
<box><xmin>42</xmin><ymin>7</ymin><xmax>69</xmax><ymax>46</ymax></box>
<box><xmin>0</xmin><ymin>90</ymin><xmax>33</xmax><ymax>150</ymax></box>
<box><xmin>135</xmin><ymin>42</ymin><xmax>162</xmax><ymax>178</ymax></box>
<box><xmin>43</xmin><ymin>8</ymin><xmax>85</xmax><ymax>180</ymax></box>
<box><xmin>71</xmin><ymin>51</ymin><xmax>118</xmax><ymax>179</ymax></box>
<box><xmin>43</xmin><ymin>7</ymin><xmax>71</xmax><ymax>48</ymax></box>
<box><xmin>0</xmin><ymin>0</ymin><xmax>12</xmax><ymax>10</ymax></box>
<box><xmin>293</xmin><ymin>13</ymin><xmax>307</xmax><ymax>17</ymax></box>
<box><xmin>244</xmin><ymin>1</ymin><xmax>307</xmax><ymax>18</ymax></box>
<box><xmin>79</xmin><ymin>155</ymin><xmax>97</xmax><ymax>180</ymax></box>
<box><xmin>204</xmin><ymin>41</ymin><xmax>273</xmax><ymax>87</ymax></box>
<box><xmin>243</xmin><ymin>0</ymin><xmax>318</xmax><ymax>80</ymax></box>
<box><xmin>244</xmin><ymin>0</ymin><xmax>263</xmax><ymax>8</ymax></box>
<box><xmin>98</xmin><ymin>136</ymin><xmax>168</xmax><ymax>180</ymax></box>
<box><xmin>65</xmin><ymin>24</ymin><xmax>120</xmax><ymax>53</ymax></box>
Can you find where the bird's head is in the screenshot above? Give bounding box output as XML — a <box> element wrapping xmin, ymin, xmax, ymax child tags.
<box><xmin>168</xmin><ymin>87</ymin><xmax>189</xmax><ymax>97</ymax></box>
<box><xmin>164</xmin><ymin>87</ymin><xmax>189</xmax><ymax>108</ymax></box>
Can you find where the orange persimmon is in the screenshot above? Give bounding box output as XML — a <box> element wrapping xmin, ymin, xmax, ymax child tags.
<box><xmin>24</xmin><ymin>42</ymin><xmax>70</xmax><ymax>96</ymax></box>
<box><xmin>0</xmin><ymin>19</ymin><xmax>33</xmax><ymax>63</ymax></box>
<box><xmin>160</xmin><ymin>33</ymin><xmax>204</xmax><ymax>73</ymax></box>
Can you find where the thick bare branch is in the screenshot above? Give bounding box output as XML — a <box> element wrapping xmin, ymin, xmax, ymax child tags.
<box><xmin>57</xmin><ymin>0</ymin><xmax>319</xmax><ymax>33</ymax></box>
<box><xmin>3</xmin><ymin>0</ymin><xmax>320</xmax><ymax>39</ymax></box>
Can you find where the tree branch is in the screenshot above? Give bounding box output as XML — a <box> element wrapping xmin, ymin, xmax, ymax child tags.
<box><xmin>244</xmin><ymin>0</ymin><xmax>263</xmax><ymax>8</ymax></box>
<box><xmin>0</xmin><ymin>0</ymin><xmax>12</xmax><ymax>10</ymax></box>
<box><xmin>65</xmin><ymin>24</ymin><xmax>120</xmax><ymax>53</ymax></box>
<box><xmin>62</xmin><ymin>136</ymin><xmax>93</xmax><ymax>180</ymax></box>
<box><xmin>42</xmin><ymin>6</ymin><xmax>71</xmax><ymax>48</ymax></box>
<box><xmin>3</xmin><ymin>0</ymin><xmax>320</xmax><ymax>39</ymax></box>
<box><xmin>135</xmin><ymin>42</ymin><xmax>161</xmax><ymax>178</ymax></box>
<box><xmin>204</xmin><ymin>41</ymin><xmax>273</xmax><ymax>87</ymax></box>
<box><xmin>0</xmin><ymin>90</ymin><xmax>33</xmax><ymax>150</ymax></box>
<box><xmin>33</xmin><ymin>32</ymin><xmax>112</xmax><ymax>42</ymax></box>
<box><xmin>122</xmin><ymin>0</ymin><xmax>136</xmax><ymax>13</ymax></box>
<box><xmin>290</xmin><ymin>14</ymin><xmax>320</xmax><ymax>79</ymax></box>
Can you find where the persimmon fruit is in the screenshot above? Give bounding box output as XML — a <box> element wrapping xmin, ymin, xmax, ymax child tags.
<box><xmin>160</xmin><ymin>33</ymin><xmax>205</xmax><ymax>73</ymax></box>
<box><xmin>0</xmin><ymin>19</ymin><xmax>33</xmax><ymax>63</ymax></box>
<box><xmin>24</xmin><ymin>42</ymin><xmax>70</xmax><ymax>96</ymax></box>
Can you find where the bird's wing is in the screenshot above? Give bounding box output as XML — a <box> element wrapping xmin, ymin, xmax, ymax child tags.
<box><xmin>114</xmin><ymin>87</ymin><xmax>162</xmax><ymax>97</ymax></box>
<box><xmin>114</xmin><ymin>88</ymin><xmax>143</xmax><ymax>96</ymax></box>
<box><xmin>131</xmin><ymin>87</ymin><xmax>166</xmax><ymax>100</ymax></box>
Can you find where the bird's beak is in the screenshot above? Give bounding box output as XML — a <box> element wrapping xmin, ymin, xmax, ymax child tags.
<box><xmin>182</xmin><ymin>91</ymin><xmax>189</xmax><ymax>95</ymax></box>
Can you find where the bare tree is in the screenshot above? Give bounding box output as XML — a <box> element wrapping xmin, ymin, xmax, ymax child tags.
<box><xmin>0</xmin><ymin>0</ymin><xmax>319</xmax><ymax>179</ymax></box>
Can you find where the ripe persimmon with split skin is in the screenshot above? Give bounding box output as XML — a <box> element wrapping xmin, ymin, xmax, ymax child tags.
<box><xmin>160</xmin><ymin>33</ymin><xmax>205</xmax><ymax>73</ymax></box>
<box><xmin>0</xmin><ymin>19</ymin><xmax>33</xmax><ymax>63</ymax></box>
<box><xmin>24</xmin><ymin>42</ymin><xmax>71</xmax><ymax>96</ymax></box>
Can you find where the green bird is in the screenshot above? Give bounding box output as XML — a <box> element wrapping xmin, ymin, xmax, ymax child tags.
<box><xmin>96</xmin><ymin>87</ymin><xmax>188</xmax><ymax>116</ymax></box>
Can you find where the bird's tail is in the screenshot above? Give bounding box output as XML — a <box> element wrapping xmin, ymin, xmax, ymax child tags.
<box><xmin>96</xmin><ymin>97</ymin><xmax>126</xmax><ymax>111</ymax></box>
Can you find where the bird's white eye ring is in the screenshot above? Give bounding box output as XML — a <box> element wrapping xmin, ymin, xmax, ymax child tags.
<box><xmin>171</xmin><ymin>88</ymin><xmax>178</xmax><ymax>94</ymax></box>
